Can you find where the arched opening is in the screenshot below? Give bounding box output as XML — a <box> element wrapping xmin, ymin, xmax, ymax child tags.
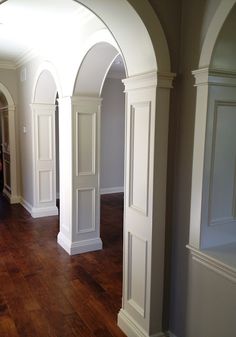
<box><xmin>0</xmin><ymin>83</ymin><xmax>19</xmax><ymax>204</ymax></box>
<box><xmin>31</xmin><ymin>67</ymin><xmax>60</xmax><ymax>218</ymax></box>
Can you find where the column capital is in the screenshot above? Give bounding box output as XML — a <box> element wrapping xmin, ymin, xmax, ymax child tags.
<box><xmin>122</xmin><ymin>71</ymin><xmax>175</xmax><ymax>91</ymax></box>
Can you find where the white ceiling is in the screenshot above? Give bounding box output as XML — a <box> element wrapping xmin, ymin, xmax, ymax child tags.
<box><xmin>0</xmin><ymin>0</ymin><xmax>93</xmax><ymax>67</ymax></box>
<box><xmin>0</xmin><ymin>0</ymin><xmax>125</xmax><ymax>75</ymax></box>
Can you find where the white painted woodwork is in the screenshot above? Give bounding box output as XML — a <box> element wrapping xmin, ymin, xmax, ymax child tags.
<box><xmin>190</xmin><ymin>69</ymin><xmax>236</xmax><ymax>250</ymax></box>
<box><xmin>57</xmin><ymin>96</ymin><xmax>102</xmax><ymax>255</ymax></box>
<box><xmin>118</xmin><ymin>71</ymin><xmax>174</xmax><ymax>337</ymax></box>
<box><xmin>31</xmin><ymin>103</ymin><xmax>58</xmax><ymax>218</ymax></box>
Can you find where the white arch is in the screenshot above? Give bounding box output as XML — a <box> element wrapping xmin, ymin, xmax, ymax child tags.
<box><xmin>199</xmin><ymin>0</ymin><xmax>236</xmax><ymax>68</ymax></box>
<box><xmin>0</xmin><ymin>82</ymin><xmax>19</xmax><ymax>204</ymax></box>
<box><xmin>32</xmin><ymin>61</ymin><xmax>62</xmax><ymax>103</ymax></box>
<box><xmin>74</xmin><ymin>0</ymin><xmax>171</xmax><ymax>74</ymax></box>
<box><xmin>0</xmin><ymin>82</ymin><xmax>14</xmax><ymax>107</ymax></box>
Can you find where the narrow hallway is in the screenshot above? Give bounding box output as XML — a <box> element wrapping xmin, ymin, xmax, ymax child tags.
<box><xmin>0</xmin><ymin>193</ymin><xmax>125</xmax><ymax>337</ymax></box>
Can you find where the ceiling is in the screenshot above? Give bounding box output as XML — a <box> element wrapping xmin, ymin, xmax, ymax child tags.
<box><xmin>0</xmin><ymin>0</ymin><xmax>93</xmax><ymax>68</ymax></box>
<box><xmin>0</xmin><ymin>0</ymin><xmax>125</xmax><ymax>73</ymax></box>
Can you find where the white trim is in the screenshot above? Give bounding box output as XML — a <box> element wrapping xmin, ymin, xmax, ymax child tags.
<box><xmin>57</xmin><ymin>233</ymin><xmax>102</xmax><ymax>255</ymax></box>
<box><xmin>187</xmin><ymin>245</ymin><xmax>236</xmax><ymax>283</ymax></box>
<box><xmin>20</xmin><ymin>198</ymin><xmax>33</xmax><ymax>214</ymax></box>
<box><xmin>100</xmin><ymin>186</ymin><xmax>124</xmax><ymax>195</ymax></box>
<box><xmin>0</xmin><ymin>61</ymin><xmax>16</xmax><ymax>70</ymax></box>
<box><xmin>118</xmin><ymin>309</ymin><xmax>165</xmax><ymax>337</ymax></box>
<box><xmin>9</xmin><ymin>195</ymin><xmax>21</xmax><ymax>204</ymax></box>
<box><xmin>31</xmin><ymin>206</ymin><xmax>58</xmax><ymax>218</ymax></box>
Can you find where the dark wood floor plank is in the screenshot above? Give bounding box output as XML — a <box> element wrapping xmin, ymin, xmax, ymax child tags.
<box><xmin>0</xmin><ymin>193</ymin><xmax>126</xmax><ymax>337</ymax></box>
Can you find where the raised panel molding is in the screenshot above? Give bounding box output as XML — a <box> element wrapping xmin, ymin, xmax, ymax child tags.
<box><xmin>127</xmin><ymin>232</ymin><xmax>147</xmax><ymax>318</ymax></box>
<box><xmin>37</xmin><ymin>114</ymin><xmax>53</xmax><ymax>161</ymax></box>
<box><xmin>129</xmin><ymin>101</ymin><xmax>151</xmax><ymax>216</ymax></box>
<box><xmin>38</xmin><ymin>170</ymin><xmax>53</xmax><ymax>203</ymax></box>
<box><xmin>76</xmin><ymin>111</ymin><xmax>96</xmax><ymax>176</ymax></box>
<box><xmin>76</xmin><ymin>188</ymin><xmax>96</xmax><ymax>234</ymax></box>
<box><xmin>208</xmin><ymin>101</ymin><xmax>236</xmax><ymax>226</ymax></box>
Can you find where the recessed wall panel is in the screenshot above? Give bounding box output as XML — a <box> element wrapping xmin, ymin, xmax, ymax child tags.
<box><xmin>127</xmin><ymin>232</ymin><xmax>147</xmax><ymax>317</ymax></box>
<box><xmin>77</xmin><ymin>112</ymin><xmax>96</xmax><ymax>176</ymax></box>
<box><xmin>37</xmin><ymin>114</ymin><xmax>52</xmax><ymax>161</ymax></box>
<box><xmin>38</xmin><ymin>170</ymin><xmax>53</xmax><ymax>202</ymax></box>
<box><xmin>209</xmin><ymin>104</ymin><xmax>236</xmax><ymax>225</ymax></box>
<box><xmin>76</xmin><ymin>188</ymin><xmax>95</xmax><ymax>234</ymax></box>
<box><xmin>129</xmin><ymin>102</ymin><xmax>151</xmax><ymax>215</ymax></box>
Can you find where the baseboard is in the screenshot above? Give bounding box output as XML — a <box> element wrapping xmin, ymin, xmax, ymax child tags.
<box><xmin>118</xmin><ymin>309</ymin><xmax>166</xmax><ymax>337</ymax></box>
<box><xmin>100</xmin><ymin>186</ymin><xmax>124</xmax><ymax>195</ymax></box>
<box><xmin>31</xmin><ymin>205</ymin><xmax>58</xmax><ymax>218</ymax></box>
<box><xmin>20</xmin><ymin>198</ymin><xmax>33</xmax><ymax>214</ymax></box>
<box><xmin>10</xmin><ymin>195</ymin><xmax>21</xmax><ymax>204</ymax></box>
<box><xmin>58</xmin><ymin>232</ymin><xmax>103</xmax><ymax>255</ymax></box>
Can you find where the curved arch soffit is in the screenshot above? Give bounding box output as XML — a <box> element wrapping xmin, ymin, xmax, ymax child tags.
<box><xmin>74</xmin><ymin>42</ymin><xmax>122</xmax><ymax>97</ymax></box>
<box><xmin>0</xmin><ymin>82</ymin><xmax>14</xmax><ymax>107</ymax></box>
<box><xmin>32</xmin><ymin>61</ymin><xmax>62</xmax><ymax>104</ymax></box>
<box><xmin>199</xmin><ymin>0</ymin><xmax>236</xmax><ymax>68</ymax></box>
<box><xmin>74</xmin><ymin>0</ymin><xmax>171</xmax><ymax>74</ymax></box>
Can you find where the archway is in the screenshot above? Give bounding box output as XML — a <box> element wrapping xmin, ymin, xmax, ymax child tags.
<box><xmin>56</xmin><ymin>2</ymin><xmax>174</xmax><ymax>336</ymax></box>
<box><xmin>0</xmin><ymin>82</ymin><xmax>19</xmax><ymax>204</ymax></box>
<box><xmin>190</xmin><ymin>1</ymin><xmax>236</xmax><ymax>249</ymax></box>
<box><xmin>31</xmin><ymin>63</ymin><xmax>61</xmax><ymax>218</ymax></box>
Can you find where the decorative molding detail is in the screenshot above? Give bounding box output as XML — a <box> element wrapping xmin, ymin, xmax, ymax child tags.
<box><xmin>123</xmin><ymin>72</ymin><xmax>157</xmax><ymax>91</ymax></box>
<box><xmin>207</xmin><ymin>100</ymin><xmax>236</xmax><ymax>226</ymax></box>
<box><xmin>31</xmin><ymin>206</ymin><xmax>58</xmax><ymax>218</ymax></box>
<box><xmin>100</xmin><ymin>186</ymin><xmax>124</xmax><ymax>195</ymax></box>
<box><xmin>58</xmin><ymin>233</ymin><xmax>102</xmax><ymax>255</ymax></box>
<box><xmin>127</xmin><ymin>232</ymin><xmax>147</xmax><ymax>318</ymax></box>
<box><xmin>76</xmin><ymin>188</ymin><xmax>96</xmax><ymax>234</ymax></box>
<box><xmin>0</xmin><ymin>61</ymin><xmax>16</xmax><ymax>70</ymax></box>
<box><xmin>129</xmin><ymin>101</ymin><xmax>150</xmax><ymax>216</ymax></box>
<box><xmin>193</xmin><ymin>68</ymin><xmax>236</xmax><ymax>87</ymax></box>
<box><xmin>123</xmin><ymin>71</ymin><xmax>175</xmax><ymax>91</ymax></box>
<box><xmin>118</xmin><ymin>309</ymin><xmax>165</xmax><ymax>337</ymax></box>
<box><xmin>15</xmin><ymin>48</ymin><xmax>38</xmax><ymax>69</ymax></box>
<box><xmin>192</xmin><ymin>67</ymin><xmax>209</xmax><ymax>86</ymax></box>
<box><xmin>187</xmin><ymin>245</ymin><xmax>236</xmax><ymax>283</ymax></box>
<box><xmin>157</xmin><ymin>71</ymin><xmax>176</xmax><ymax>88</ymax></box>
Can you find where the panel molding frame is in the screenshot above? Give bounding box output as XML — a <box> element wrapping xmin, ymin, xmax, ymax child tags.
<box><xmin>207</xmin><ymin>100</ymin><xmax>236</xmax><ymax>227</ymax></box>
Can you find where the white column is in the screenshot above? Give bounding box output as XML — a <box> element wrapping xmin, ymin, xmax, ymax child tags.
<box><xmin>31</xmin><ymin>103</ymin><xmax>58</xmax><ymax>218</ymax></box>
<box><xmin>118</xmin><ymin>71</ymin><xmax>175</xmax><ymax>337</ymax></box>
<box><xmin>57</xmin><ymin>96</ymin><xmax>103</xmax><ymax>255</ymax></box>
<box><xmin>57</xmin><ymin>97</ymin><xmax>73</xmax><ymax>252</ymax></box>
<box><xmin>189</xmin><ymin>68</ymin><xmax>209</xmax><ymax>249</ymax></box>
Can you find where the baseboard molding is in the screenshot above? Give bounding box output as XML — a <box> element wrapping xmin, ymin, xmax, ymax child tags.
<box><xmin>20</xmin><ymin>198</ymin><xmax>58</xmax><ymax>218</ymax></box>
<box><xmin>100</xmin><ymin>186</ymin><xmax>124</xmax><ymax>195</ymax></box>
<box><xmin>20</xmin><ymin>198</ymin><xmax>33</xmax><ymax>214</ymax></box>
<box><xmin>10</xmin><ymin>195</ymin><xmax>21</xmax><ymax>204</ymax></box>
<box><xmin>58</xmin><ymin>232</ymin><xmax>103</xmax><ymax>255</ymax></box>
<box><xmin>31</xmin><ymin>205</ymin><xmax>58</xmax><ymax>218</ymax></box>
<box><xmin>118</xmin><ymin>309</ymin><xmax>166</xmax><ymax>337</ymax></box>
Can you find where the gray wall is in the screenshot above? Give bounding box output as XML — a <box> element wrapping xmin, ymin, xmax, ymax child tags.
<box><xmin>100</xmin><ymin>77</ymin><xmax>125</xmax><ymax>193</ymax></box>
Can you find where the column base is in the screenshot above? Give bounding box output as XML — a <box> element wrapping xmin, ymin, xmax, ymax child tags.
<box><xmin>57</xmin><ymin>232</ymin><xmax>103</xmax><ymax>255</ymax></box>
<box><xmin>118</xmin><ymin>309</ymin><xmax>166</xmax><ymax>337</ymax></box>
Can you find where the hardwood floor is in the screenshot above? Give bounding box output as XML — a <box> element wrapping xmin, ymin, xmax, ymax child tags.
<box><xmin>0</xmin><ymin>193</ymin><xmax>126</xmax><ymax>337</ymax></box>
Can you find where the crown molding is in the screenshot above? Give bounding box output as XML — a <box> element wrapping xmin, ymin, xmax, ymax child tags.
<box><xmin>0</xmin><ymin>60</ymin><xmax>16</xmax><ymax>70</ymax></box>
